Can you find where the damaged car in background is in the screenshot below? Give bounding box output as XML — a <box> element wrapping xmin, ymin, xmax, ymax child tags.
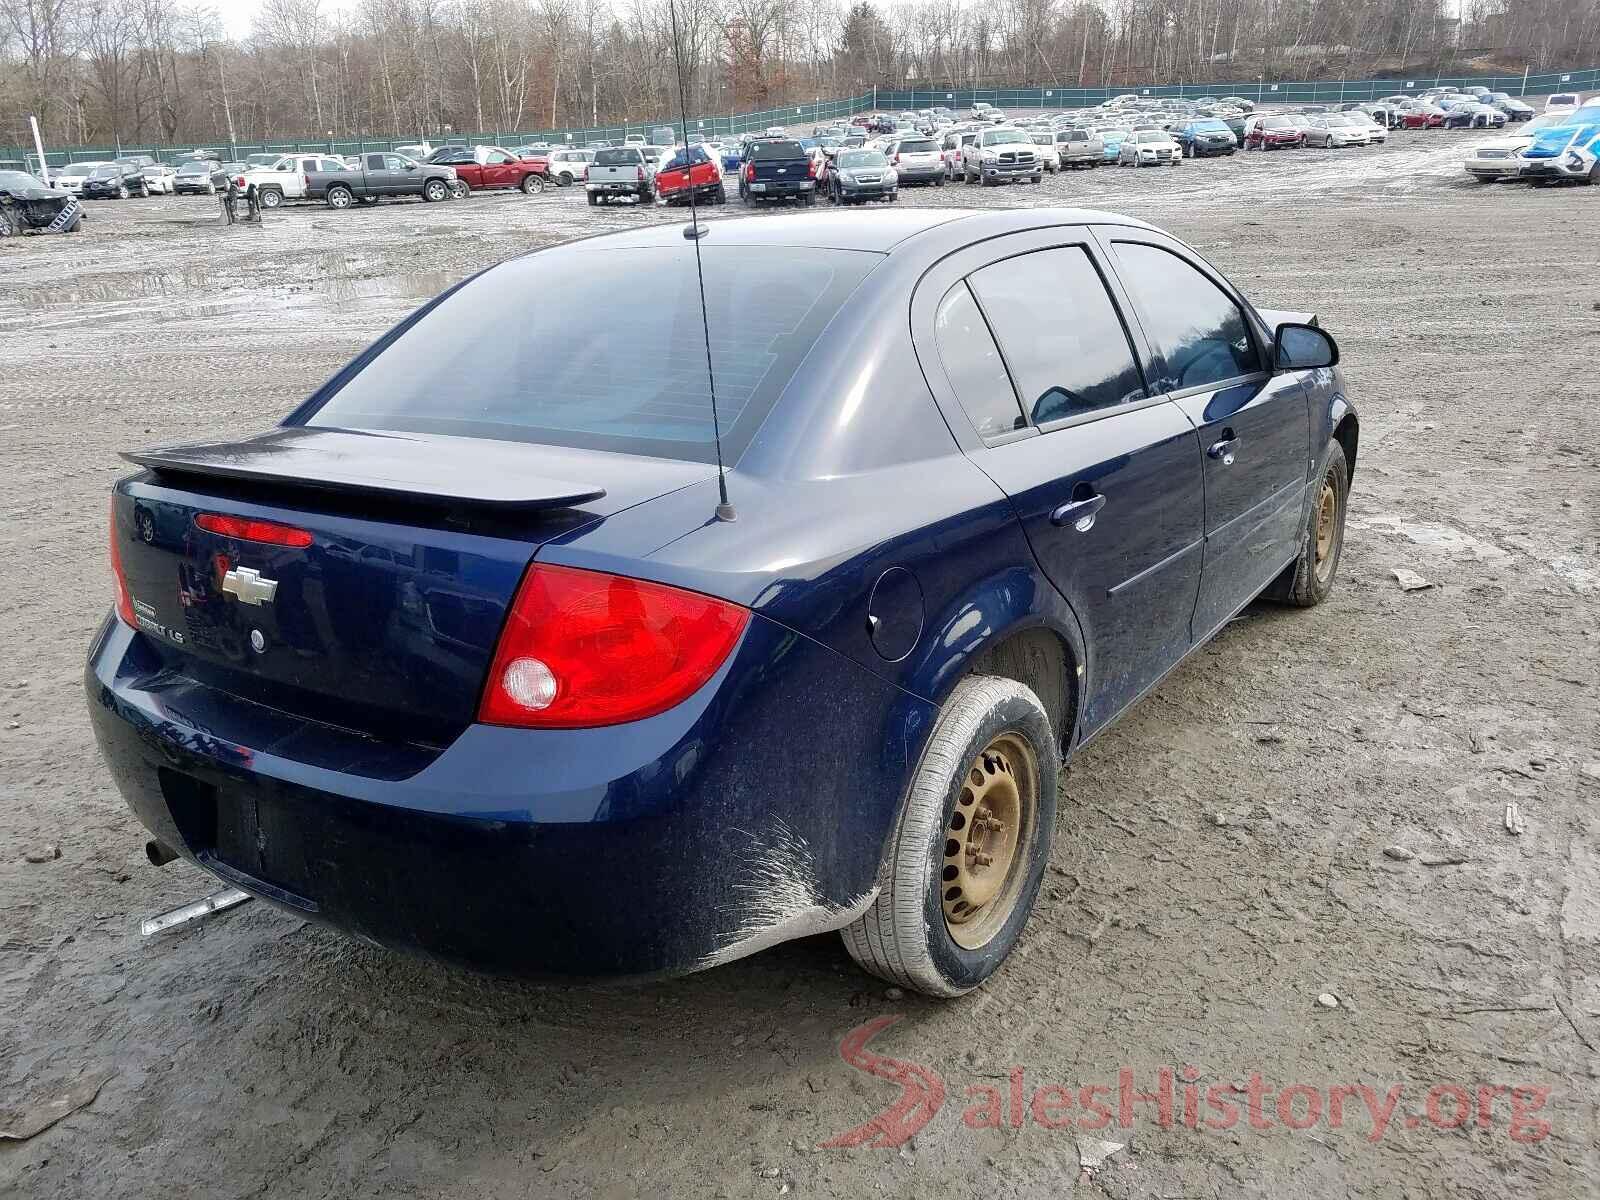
<box><xmin>89</xmin><ymin>208</ymin><xmax>1355</xmax><ymax>998</ymax></box>
<box><xmin>0</xmin><ymin>170</ymin><xmax>84</xmax><ymax>236</ymax></box>
<box><xmin>1517</xmin><ymin>120</ymin><xmax>1600</xmax><ymax>184</ymax></box>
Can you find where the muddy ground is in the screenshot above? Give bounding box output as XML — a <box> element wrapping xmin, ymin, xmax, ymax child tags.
<box><xmin>2</xmin><ymin>127</ymin><xmax>1598</xmax><ymax>1199</ymax></box>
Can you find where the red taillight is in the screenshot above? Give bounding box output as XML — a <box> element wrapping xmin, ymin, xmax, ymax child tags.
<box><xmin>892</xmin><ymin>153</ymin><xmax>900</xmax><ymax>164</ymax></box>
<box><xmin>745</xmin><ymin>163</ymin><xmax>755</xmax><ymax>181</ymax></box>
<box><xmin>808</xmin><ymin>156</ymin><xmax>818</xmax><ymax>178</ymax></box>
<box><xmin>478</xmin><ymin>564</ymin><xmax>749</xmax><ymax>728</ymax></box>
<box><xmin>637</xmin><ymin>165</ymin><xmax>645</xmax><ymax>181</ymax></box>
<box><xmin>194</xmin><ymin>513</ymin><xmax>313</xmax><ymax>547</ymax></box>
<box><xmin>109</xmin><ymin>498</ymin><xmax>135</xmax><ymax>626</ymax></box>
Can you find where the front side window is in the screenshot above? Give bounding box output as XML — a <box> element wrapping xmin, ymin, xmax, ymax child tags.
<box><xmin>1112</xmin><ymin>242</ymin><xmax>1262</xmax><ymax>394</ymax></box>
<box><xmin>384</xmin><ymin>155</ymin><xmax>411</xmax><ymax>170</ymax></box>
<box><xmin>968</xmin><ymin>247</ymin><xmax>1147</xmax><ymax>425</ymax></box>
<box><xmin>933</xmin><ymin>283</ymin><xmax>1024</xmax><ymax>438</ymax></box>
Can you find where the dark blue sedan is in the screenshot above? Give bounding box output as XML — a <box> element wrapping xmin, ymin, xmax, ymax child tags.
<box><xmin>88</xmin><ymin>209</ymin><xmax>1356</xmax><ymax>997</ymax></box>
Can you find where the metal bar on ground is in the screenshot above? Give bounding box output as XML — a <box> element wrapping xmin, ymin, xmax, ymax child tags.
<box><xmin>140</xmin><ymin>888</ymin><xmax>252</xmax><ymax>937</ymax></box>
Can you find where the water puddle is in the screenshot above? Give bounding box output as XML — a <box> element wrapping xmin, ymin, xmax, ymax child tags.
<box><xmin>1358</xmin><ymin>514</ymin><xmax>1509</xmax><ymax>560</ymax></box>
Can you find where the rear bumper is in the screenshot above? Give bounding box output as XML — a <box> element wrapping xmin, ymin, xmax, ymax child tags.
<box><xmin>86</xmin><ymin>611</ymin><xmax>932</xmax><ymax>979</ymax></box>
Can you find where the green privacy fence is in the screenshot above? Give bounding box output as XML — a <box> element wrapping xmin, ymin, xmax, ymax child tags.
<box><xmin>8</xmin><ymin>66</ymin><xmax>1597</xmax><ymax>168</ymax></box>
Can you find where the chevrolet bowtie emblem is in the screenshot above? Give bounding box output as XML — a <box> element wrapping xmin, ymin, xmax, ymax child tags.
<box><xmin>221</xmin><ymin>566</ymin><xmax>278</xmax><ymax>606</ymax></box>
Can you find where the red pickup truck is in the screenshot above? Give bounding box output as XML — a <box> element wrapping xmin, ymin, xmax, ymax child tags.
<box><xmin>424</xmin><ymin>145</ymin><xmax>549</xmax><ymax>195</ymax></box>
<box><xmin>652</xmin><ymin>145</ymin><xmax>725</xmax><ymax>205</ymax></box>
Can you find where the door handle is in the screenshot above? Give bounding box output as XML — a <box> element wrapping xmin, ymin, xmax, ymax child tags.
<box><xmin>1051</xmin><ymin>493</ymin><xmax>1106</xmax><ymax>531</ymax></box>
<box><xmin>1207</xmin><ymin>435</ymin><xmax>1240</xmax><ymax>464</ymax></box>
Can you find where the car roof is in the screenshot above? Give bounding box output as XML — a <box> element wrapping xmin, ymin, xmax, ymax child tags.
<box><xmin>541</xmin><ymin>208</ymin><xmax>1161</xmax><ymax>256</ymax></box>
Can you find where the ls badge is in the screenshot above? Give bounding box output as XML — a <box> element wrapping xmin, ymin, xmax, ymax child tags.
<box><xmin>221</xmin><ymin>566</ymin><xmax>278</xmax><ymax>606</ymax></box>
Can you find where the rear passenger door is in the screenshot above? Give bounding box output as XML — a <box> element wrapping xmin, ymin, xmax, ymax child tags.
<box><xmin>911</xmin><ymin>231</ymin><xmax>1206</xmax><ymax>735</ymax></box>
<box><xmin>1099</xmin><ymin>231</ymin><xmax>1311</xmax><ymax>639</ymax></box>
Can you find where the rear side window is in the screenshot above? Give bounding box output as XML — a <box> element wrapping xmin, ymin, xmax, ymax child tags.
<box><xmin>306</xmin><ymin>246</ymin><xmax>877</xmax><ymax>465</ymax></box>
<box><xmin>969</xmin><ymin>247</ymin><xmax>1147</xmax><ymax>424</ymax></box>
<box><xmin>934</xmin><ymin>284</ymin><xmax>1025</xmax><ymax>438</ymax></box>
<box><xmin>1111</xmin><ymin>242</ymin><xmax>1262</xmax><ymax>394</ymax></box>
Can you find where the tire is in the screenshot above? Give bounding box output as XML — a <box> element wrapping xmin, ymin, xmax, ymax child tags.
<box><xmin>206</xmin><ymin>181</ymin><xmax>216</xmax><ymax>194</ymax></box>
<box><xmin>1031</xmin><ymin>173</ymin><xmax>1041</xmax><ymax>183</ymax></box>
<box><xmin>259</xmin><ymin>188</ymin><xmax>282</xmax><ymax>209</ymax></box>
<box><xmin>117</xmin><ymin>185</ymin><xmax>129</xmax><ymax>199</ymax></box>
<box><xmin>0</xmin><ymin>209</ymin><xmax>14</xmax><ymax>238</ymax></box>
<box><xmin>423</xmin><ymin>178</ymin><xmax>448</xmax><ymax>203</ymax></box>
<box><xmin>839</xmin><ymin>676</ymin><xmax>1058</xmax><ymax>998</ymax></box>
<box><xmin>521</xmin><ymin>173</ymin><xmax>545</xmax><ymax>195</ymax></box>
<box><xmin>139</xmin><ymin>183</ymin><xmax>149</xmax><ymax>198</ymax></box>
<box><xmin>1590</xmin><ymin>162</ymin><xmax>1600</xmax><ymax>186</ymax></box>
<box><xmin>1266</xmin><ymin>439</ymin><xmax>1349</xmax><ymax>607</ymax></box>
<box><xmin>326</xmin><ymin>185</ymin><xmax>353</xmax><ymax>210</ymax></box>
<box><xmin>587</xmin><ymin>190</ymin><xmax>598</xmax><ymax>205</ymax></box>
<box><xmin>935</xmin><ymin>173</ymin><xmax>944</xmax><ymax>187</ymax></box>
<box><xmin>714</xmin><ymin>183</ymin><xmax>727</xmax><ymax>204</ymax></box>
<box><xmin>802</xmin><ymin>189</ymin><xmax>815</xmax><ymax>206</ymax></box>
<box><xmin>559</xmin><ymin>171</ymin><xmax>574</xmax><ymax>186</ymax></box>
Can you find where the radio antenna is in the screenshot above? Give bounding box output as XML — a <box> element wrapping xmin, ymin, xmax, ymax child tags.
<box><xmin>667</xmin><ymin>0</ymin><xmax>735</xmax><ymax>522</ymax></box>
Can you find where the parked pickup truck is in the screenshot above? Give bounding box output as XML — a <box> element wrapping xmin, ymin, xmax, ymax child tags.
<box><xmin>959</xmin><ymin>127</ymin><xmax>1042</xmax><ymax>185</ymax></box>
<box><xmin>305</xmin><ymin>152</ymin><xmax>457</xmax><ymax>208</ymax></box>
<box><xmin>235</xmin><ymin>153</ymin><xmax>353</xmax><ymax>208</ymax></box>
<box><xmin>738</xmin><ymin>138</ymin><xmax>818</xmax><ymax>205</ymax></box>
<box><xmin>653</xmin><ymin>144</ymin><xmax>724</xmax><ymax>205</ymax></box>
<box><xmin>424</xmin><ymin>145</ymin><xmax>549</xmax><ymax>195</ymax></box>
<box><xmin>585</xmin><ymin>147</ymin><xmax>653</xmax><ymax>204</ymax></box>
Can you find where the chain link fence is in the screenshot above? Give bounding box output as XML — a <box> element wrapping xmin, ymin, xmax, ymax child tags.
<box><xmin>7</xmin><ymin>67</ymin><xmax>1596</xmax><ymax>169</ymax></box>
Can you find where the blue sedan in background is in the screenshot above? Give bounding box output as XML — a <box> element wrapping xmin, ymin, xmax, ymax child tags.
<box><xmin>88</xmin><ymin>209</ymin><xmax>1357</xmax><ymax>997</ymax></box>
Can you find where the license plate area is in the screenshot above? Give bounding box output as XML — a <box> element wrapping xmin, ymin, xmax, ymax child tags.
<box><xmin>158</xmin><ymin>767</ymin><xmax>318</xmax><ymax>911</ymax></box>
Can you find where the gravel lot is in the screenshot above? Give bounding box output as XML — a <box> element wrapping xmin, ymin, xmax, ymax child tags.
<box><xmin>2</xmin><ymin>127</ymin><xmax>1598</xmax><ymax>1199</ymax></box>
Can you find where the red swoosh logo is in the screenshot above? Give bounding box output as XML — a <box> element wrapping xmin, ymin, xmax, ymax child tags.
<box><xmin>819</xmin><ymin>1015</ymin><xmax>945</xmax><ymax>1148</ymax></box>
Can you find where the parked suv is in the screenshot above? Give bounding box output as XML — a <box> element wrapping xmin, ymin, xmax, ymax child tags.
<box><xmin>884</xmin><ymin>136</ymin><xmax>944</xmax><ymax>186</ymax></box>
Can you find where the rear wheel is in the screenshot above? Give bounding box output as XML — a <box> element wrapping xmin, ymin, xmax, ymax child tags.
<box><xmin>1266</xmin><ymin>440</ymin><xmax>1349</xmax><ymax>607</ymax></box>
<box><xmin>587</xmin><ymin>190</ymin><xmax>598</xmax><ymax>205</ymax></box>
<box><xmin>259</xmin><ymin>188</ymin><xmax>283</xmax><ymax>208</ymax></box>
<box><xmin>840</xmin><ymin>676</ymin><xmax>1057</xmax><ymax>998</ymax></box>
<box><xmin>326</xmin><ymin>185</ymin><xmax>353</xmax><ymax>209</ymax></box>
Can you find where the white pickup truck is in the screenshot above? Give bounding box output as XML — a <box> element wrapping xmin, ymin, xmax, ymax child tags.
<box><xmin>234</xmin><ymin>153</ymin><xmax>352</xmax><ymax>208</ymax></box>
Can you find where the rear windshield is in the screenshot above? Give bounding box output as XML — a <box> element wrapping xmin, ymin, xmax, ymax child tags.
<box><xmin>749</xmin><ymin>140</ymin><xmax>805</xmax><ymax>160</ymax></box>
<box><xmin>305</xmin><ymin>247</ymin><xmax>878</xmax><ymax>464</ymax></box>
<box><xmin>594</xmin><ymin>149</ymin><xmax>640</xmax><ymax>165</ymax></box>
<box><xmin>897</xmin><ymin>139</ymin><xmax>936</xmax><ymax>152</ymax></box>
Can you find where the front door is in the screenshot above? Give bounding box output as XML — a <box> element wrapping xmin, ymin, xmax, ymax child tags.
<box><xmin>1100</xmin><ymin>233</ymin><xmax>1311</xmax><ymax>638</ymax></box>
<box><xmin>913</xmin><ymin>234</ymin><xmax>1206</xmax><ymax>735</ymax></box>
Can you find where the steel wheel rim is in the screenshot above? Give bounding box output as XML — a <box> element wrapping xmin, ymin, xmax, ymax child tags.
<box><xmin>1314</xmin><ymin>480</ymin><xmax>1338</xmax><ymax>581</ymax></box>
<box><xmin>941</xmin><ymin>731</ymin><xmax>1038</xmax><ymax>950</ymax></box>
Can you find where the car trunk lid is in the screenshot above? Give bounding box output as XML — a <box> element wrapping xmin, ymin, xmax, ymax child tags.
<box><xmin>114</xmin><ymin>428</ymin><xmax>712</xmax><ymax>746</ymax></box>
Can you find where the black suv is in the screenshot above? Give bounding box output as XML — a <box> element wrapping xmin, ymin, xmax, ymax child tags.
<box><xmin>82</xmin><ymin>162</ymin><xmax>150</xmax><ymax>199</ymax></box>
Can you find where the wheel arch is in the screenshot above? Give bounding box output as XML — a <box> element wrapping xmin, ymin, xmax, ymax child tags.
<box><xmin>1332</xmin><ymin>407</ymin><xmax>1359</xmax><ymax>483</ymax></box>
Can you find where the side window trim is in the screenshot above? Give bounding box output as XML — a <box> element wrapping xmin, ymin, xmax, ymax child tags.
<box><xmin>1096</xmin><ymin>230</ymin><xmax>1270</xmax><ymax>398</ymax></box>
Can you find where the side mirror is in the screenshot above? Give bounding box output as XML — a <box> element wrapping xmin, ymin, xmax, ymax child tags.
<box><xmin>1273</xmin><ymin>322</ymin><xmax>1339</xmax><ymax>371</ymax></box>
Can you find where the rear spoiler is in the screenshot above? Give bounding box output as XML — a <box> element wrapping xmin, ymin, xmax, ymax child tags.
<box><xmin>122</xmin><ymin>427</ymin><xmax>606</xmax><ymax>510</ymax></box>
